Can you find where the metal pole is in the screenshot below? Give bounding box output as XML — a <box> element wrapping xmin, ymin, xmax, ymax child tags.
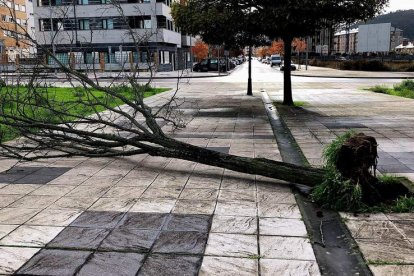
<box><xmin>306</xmin><ymin>37</ymin><xmax>309</xmax><ymax>70</ymax></box>
<box><xmin>247</xmin><ymin>45</ymin><xmax>252</xmax><ymax>96</ymax></box>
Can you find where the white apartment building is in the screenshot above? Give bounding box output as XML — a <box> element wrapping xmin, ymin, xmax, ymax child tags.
<box><xmin>33</xmin><ymin>0</ymin><xmax>194</xmax><ymax>71</ymax></box>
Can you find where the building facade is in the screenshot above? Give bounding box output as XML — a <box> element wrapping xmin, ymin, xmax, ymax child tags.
<box><xmin>33</xmin><ymin>0</ymin><xmax>194</xmax><ymax>71</ymax></box>
<box><xmin>333</xmin><ymin>28</ymin><xmax>358</xmax><ymax>54</ymax></box>
<box><xmin>308</xmin><ymin>28</ymin><xmax>335</xmax><ymax>56</ymax></box>
<box><xmin>0</xmin><ymin>0</ymin><xmax>32</xmax><ymax>60</ymax></box>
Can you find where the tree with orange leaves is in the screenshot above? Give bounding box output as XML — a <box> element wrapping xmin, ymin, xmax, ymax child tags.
<box><xmin>192</xmin><ymin>39</ymin><xmax>209</xmax><ymax>62</ymax></box>
<box><xmin>268</xmin><ymin>40</ymin><xmax>284</xmax><ymax>55</ymax></box>
<box><xmin>292</xmin><ymin>38</ymin><xmax>307</xmax><ymax>53</ymax></box>
<box><xmin>256</xmin><ymin>47</ymin><xmax>269</xmax><ymax>58</ymax></box>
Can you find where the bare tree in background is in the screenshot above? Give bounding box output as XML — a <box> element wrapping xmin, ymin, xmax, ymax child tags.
<box><xmin>0</xmin><ymin>0</ymin><xmax>324</xmax><ymax>186</ymax></box>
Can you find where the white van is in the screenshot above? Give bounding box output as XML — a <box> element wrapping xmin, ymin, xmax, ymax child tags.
<box><xmin>270</xmin><ymin>54</ymin><xmax>282</xmax><ymax>67</ymax></box>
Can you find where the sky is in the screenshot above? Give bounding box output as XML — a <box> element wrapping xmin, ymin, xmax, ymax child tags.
<box><xmin>384</xmin><ymin>0</ymin><xmax>414</xmax><ymax>13</ymax></box>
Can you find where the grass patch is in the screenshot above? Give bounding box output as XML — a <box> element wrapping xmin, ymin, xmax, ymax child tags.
<box><xmin>312</xmin><ymin>131</ymin><xmax>414</xmax><ymax>213</ymax></box>
<box><xmin>0</xmin><ymin>85</ymin><xmax>170</xmax><ymax>142</ymax></box>
<box><xmin>367</xmin><ymin>80</ymin><xmax>414</xmax><ymax>99</ymax></box>
<box><xmin>273</xmin><ymin>100</ymin><xmax>308</xmax><ymax>107</ymax></box>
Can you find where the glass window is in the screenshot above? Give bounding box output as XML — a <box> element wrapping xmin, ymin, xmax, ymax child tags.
<box><xmin>103</xmin><ymin>19</ymin><xmax>113</xmax><ymax>29</ymax></box>
<box><xmin>143</xmin><ymin>19</ymin><xmax>151</xmax><ymax>29</ymax></box>
<box><xmin>21</xmin><ymin>5</ymin><xmax>26</xmax><ymax>11</ymax></box>
<box><xmin>79</xmin><ymin>19</ymin><xmax>90</xmax><ymax>30</ymax></box>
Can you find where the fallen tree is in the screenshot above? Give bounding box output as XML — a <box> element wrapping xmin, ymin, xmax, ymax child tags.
<box><xmin>0</xmin><ymin>0</ymin><xmax>388</xmax><ymax>189</ymax></box>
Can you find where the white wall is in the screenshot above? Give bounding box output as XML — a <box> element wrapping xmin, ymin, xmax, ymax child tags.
<box><xmin>357</xmin><ymin>23</ymin><xmax>391</xmax><ymax>53</ymax></box>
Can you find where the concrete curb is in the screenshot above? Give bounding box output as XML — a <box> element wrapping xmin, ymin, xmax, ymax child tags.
<box><xmin>292</xmin><ymin>73</ymin><xmax>414</xmax><ymax>80</ymax></box>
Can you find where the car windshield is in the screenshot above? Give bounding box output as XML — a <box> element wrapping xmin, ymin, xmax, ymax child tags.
<box><xmin>272</xmin><ymin>57</ymin><xmax>281</xmax><ymax>60</ymax></box>
<box><xmin>210</xmin><ymin>59</ymin><xmax>218</xmax><ymax>64</ymax></box>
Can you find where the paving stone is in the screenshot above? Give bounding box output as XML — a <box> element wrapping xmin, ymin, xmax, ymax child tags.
<box><xmin>0</xmin><ymin>225</ymin><xmax>18</xmax><ymax>239</ymax></box>
<box><xmin>139</xmin><ymin>254</ymin><xmax>201</xmax><ymax>276</ymax></box>
<box><xmin>356</xmin><ymin>238</ymin><xmax>414</xmax><ymax>263</ymax></box>
<box><xmin>215</xmin><ymin>200</ymin><xmax>257</xmax><ymax>217</ymax></box>
<box><xmin>16</xmin><ymin>249</ymin><xmax>91</xmax><ymax>275</ymax></box>
<box><xmin>100</xmin><ymin>228</ymin><xmax>159</xmax><ymax>252</ymax></box>
<box><xmin>89</xmin><ymin>197</ymin><xmax>136</xmax><ymax>212</ymax></box>
<box><xmin>70</xmin><ymin>211</ymin><xmax>125</xmax><ymax>229</ymax></box>
<box><xmin>0</xmin><ymin>208</ymin><xmax>40</xmax><ymax>224</ymax></box>
<box><xmin>30</xmin><ymin>185</ymin><xmax>77</xmax><ymax>196</ymax></box>
<box><xmin>345</xmin><ymin>220</ymin><xmax>405</xmax><ymax>240</ymax></box>
<box><xmin>9</xmin><ymin>195</ymin><xmax>60</xmax><ymax>209</ymax></box>
<box><xmin>218</xmin><ymin>189</ymin><xmax>256</xmax><ymax>202</ymax></box>
<box><xmin>118</xmin><ymin>212</ymin><xmax>168</xmax><ymax>230</ymax></box>
<box><xmin>130</xmin><ymin>199</ymin><xmax>176</xmax><ymax>213</ymax></box>
<box><xmin>103</xmin><ymin>186</ymin><xmax>146</xmax><ymax>198</ymax></box>
<box><xmin>78</xmin><ymin>251</ymin><xmax>145</xmax><ymax>276</ymax></box>
<box><xmin>152</xmin><ymin>231</ymin><xmax>208</xmax><ymax>254</ymax></box>
<box><xmin>15</xmin><ymin>174</ymin><xmax>63</xmax><ymax>185</ymax></box>
<box><xmin>141</xmin><ymin>187</ymin><xmax>182</xmax><ymax>199</ymax></box>
<box><xmin>50</xmin><ymin>197</ymin><xmax>97</xmax><ymax>210</ymax></box>
<box><xmin>204</xmin><ymin>233</ymin><xmax>257</xmax><ymax>257</ymax></box>
<box><xmin>391</xmin><ymin>220</ymin><xmax>414</xmax><ymax>241</ymax></box>
<box><xmin>260</xmin><ymin>236</ymin><xmax>315</xmax><ymax>261</ymax></box>
<box><xmin>259</xmin><ymin>218</ymin><xmax>307</xmax><ymax>237</ymax></box>
<box><xmin>47</xmin><ymin>227</ymin><xmax>110</xmax><ymax>250</ymax></box>
<box><xmin>163</xmin><ymin>214</ymin><xmax>211</xmax><ymax>232</ymax></box>
<box><xmin>172</xmin><ymin>200</ymin><xmax>216</xmax><ymax>215</ymax></box>
<box><xmin>220</xmin><ymin>178</ymin><xmax>256</xmax><ymax>190</ymax></box>
<box><xmin>0</xmin><ymin>246</ymin><xmax>40</xmax><ymax>274</ymax></box>
<box><xmin>0</xmin><ymin>225</ymin><xmax>64</xmax><ymax>247</ymax></box>
<box><xmin>210</xmin><ymin>215</ymin><xmax>257</xmax><ymax>234</ymax></box>
<box><xmin>0</xmin><ymin>184</ymin><xmax>42</xmax><ymax>195</ymax></box>
<box><xmin>26</xmin><ymin>209</ymin><xmax>82</xmax><ymax>226</ymax></box>
<box><xmin>179</xmin><ymin>188</ymin><xmax>219</xmax><ymax>200</ymax></box>
<box><xmin>199</xmin><ymin>256</ymin><xmax>258</xmax><ymax>276</ymax></box>
<box><xmin>260</xmin><ymin>259</ymin><xmax>320</xmax><ymax>276</ymax></box>
<box><xmin>66</xmin><ymin>185</ymin><xmax>111</xmax><ymax>198</ymax></box>
<box><xmin>369</xmin><ymin>265</ymin><xmax>414</xmax><ymax>276</ymax></box>
<box><xmin>257</xmin><ymin>191</ymin><xmax>296</xmax><ymax>204</ymax></box>
<box><xmin>258</xmin><ymin>203</ymin><xmax>302</xmax><ymax>218</ymax></box>
<box><xmin>0</xmin><ymin>194</ymin><xmax>23</xmax><ymax>207</ymax></box>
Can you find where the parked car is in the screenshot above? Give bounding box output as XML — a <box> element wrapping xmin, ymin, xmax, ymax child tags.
<box><xmin>193</xmin><ymin>58</ymin><xmax>228</xmax><ymax>72</ymax></box>
<box><xmin>270</xmin><ymin>54</ymin><xmax>282</xmax><ymax>67</ymax></box>
<box><xmin>335</xmin><ymin>56</ymin><xmax>349</xmax><ymax>61</ymax></box>
<box><xmin>280</xmin><ymin>63</ymin><xmax>297</xmax><ymax>71</ymax></box>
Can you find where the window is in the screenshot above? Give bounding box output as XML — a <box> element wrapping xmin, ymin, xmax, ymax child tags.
<box><xmin>102</xmin><ymin>19</ymin><xmax>113</xmax><ymax>29</ymax></box>
<box><xmin>6</xmin><ymin>1</ymin><xmax>11</xmax><ymax>8</ymax></box>
<box><xmin>143</xmin><ymin>19</ymin><xmax>151</xmax><ymax>29</ymax></box>
<box><xmin>15</xmin><ymin>4</ymin><xmax>19</xmax><ymax>10</ymax></box>
<box><xmin>21</xmin><ymin>5</ymin><xmax>26</xmax><ymax>11</ymax></box>
<box><xmin>160</xmin><ymin>51</ymin><xmax>170</xmax><ymax>64</ymax></box>
<box><xmin>78</xmin><ymin>0</ymin><xmax>88</xmax><ymax>4</ymax></box>
<box><xmin>79</xmin><ymin>19</ymin><xmax>90</xmax><ymax>30</ymax></box>
<box><xmin>1</xmin><ymin>15</ymin><xmax>5</xmax><ymax>21</ymax></box>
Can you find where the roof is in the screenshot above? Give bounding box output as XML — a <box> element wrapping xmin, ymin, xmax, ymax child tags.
<box><xmin>396</xmin><ymin>42</ymin><xmax>414</xmax><ymax>49</ymax></box>
<box><xmin>334</xmin><ymin>28</ymin><xmax>359</xmax><ymax>36</ymax></box>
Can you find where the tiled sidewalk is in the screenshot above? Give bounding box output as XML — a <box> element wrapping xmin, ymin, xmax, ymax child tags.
<box><xmin>268</xmin><ymin>87</ymin><xmax>414</xmax><ymax>275</ymax></box>
<box><xmin>0</xmin><ymin>84</ymin><xmax>320</xmax><ymax>275</ymax></box>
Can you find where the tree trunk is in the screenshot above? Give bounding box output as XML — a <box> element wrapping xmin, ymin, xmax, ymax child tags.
<box><xmin>283</xmin><ymin>36</ymin><xmax>293</xmax><ymax>106</ymax></box>
<box><xmin>151</xmin><ymin>137</ymin><xmax>324</xmax><ymax>187</ymax></box>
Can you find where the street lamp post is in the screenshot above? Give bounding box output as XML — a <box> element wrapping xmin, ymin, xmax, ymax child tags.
<box><xmin>247</xmin><ymin>45</ymin><xmax>252</xmax><ymax>96</ymax></box>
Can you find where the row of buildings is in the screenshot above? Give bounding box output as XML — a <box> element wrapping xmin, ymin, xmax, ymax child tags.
<box><xmin>309</xmin><ymin>23</ymin><xmax>410</xmax><ymax>56</ymax></box>
<box><xmin>0</xmin><ymin>2</ymin><xmax>412</xmax><ymax>71</ymax></box>
<box><xmin>0</xmin><ymin>0</ymin><xmax>195</xmax><ymax>71</ymax></box>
